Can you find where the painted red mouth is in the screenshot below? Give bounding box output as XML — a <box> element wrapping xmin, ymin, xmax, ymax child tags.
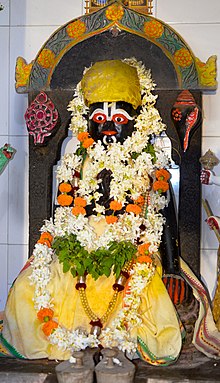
<box><xmin>101</xmin><ymin>130</ymin><xmax>117</xmax><ymax>136</ymax></box>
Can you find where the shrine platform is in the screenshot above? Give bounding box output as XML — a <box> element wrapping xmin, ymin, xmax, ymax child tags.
<box><xmin>0</xmin><ymin>345</ymin><xmax>220</xmax><ymax>383</ymax></box>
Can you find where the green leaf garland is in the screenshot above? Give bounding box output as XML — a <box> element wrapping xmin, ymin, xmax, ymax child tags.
<box><xmin>52</xmin><ymin>233</ymin><xmax>137</xmax><ymax>280</ymax></box>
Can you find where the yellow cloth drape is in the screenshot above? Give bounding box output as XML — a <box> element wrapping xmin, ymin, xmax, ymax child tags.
<box><xmin>3</xmin><ymin>257</ymin><xmax>181</xmax><ymax>361</ymax></box>
<box><xmin>81</xmin><ymin>60</ymin><xmax>141</xmax><ymax>109</ymax></box>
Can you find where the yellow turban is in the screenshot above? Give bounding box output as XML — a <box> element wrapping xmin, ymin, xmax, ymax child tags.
<box><xmin>81</xmin><ymin>60</ymin><xmax>141</xmax><ymax>110</ymax></box>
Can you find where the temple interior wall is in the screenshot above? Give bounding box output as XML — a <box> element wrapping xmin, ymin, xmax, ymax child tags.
<box><xmin>0</xmin><ymin>0</ymin><xmax>220</xmax><ymax>310</ymax></box>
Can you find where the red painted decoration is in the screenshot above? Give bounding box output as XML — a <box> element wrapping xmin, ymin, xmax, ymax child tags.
<box><xmin>171</xmin><ymin>90</ymin><xmax>200</xmax><ymax>152</ymax></box>
<box><xmin>24</xmin><ymin>92</ymin><xmax>59</xmax><ymax>144</ymax></box>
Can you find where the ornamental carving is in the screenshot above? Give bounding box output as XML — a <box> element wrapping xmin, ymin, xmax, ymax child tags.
<box><xmin>24</xmin><ymin>92</ymin><xmax>59</xmax><ymax>144</ymax></box>
<box><xmin>171</xmin><ymin>90</ymin><xmax>201</xmax><ymax>152</ymax></box>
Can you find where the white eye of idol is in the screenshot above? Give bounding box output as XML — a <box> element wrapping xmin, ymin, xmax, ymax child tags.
<box><xmin>89</xmin><ymin>102</ymin><xmax>134</xmax><ymax>123</ymax></box>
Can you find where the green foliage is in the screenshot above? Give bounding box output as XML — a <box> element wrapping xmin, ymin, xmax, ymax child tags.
<box><xmin>52</xmin><ymin>233</ymin><xmax>137</xmax><ymax>280</ymax></box>
<box><xmin>131</xmin><ymin>143</ymin><xmax>156</xmax><ymax>163</ymax></box>
<box><xmin>76</xmin><ymin>143</ymin><xmax>87</xmax><ymax>158</ymax></box>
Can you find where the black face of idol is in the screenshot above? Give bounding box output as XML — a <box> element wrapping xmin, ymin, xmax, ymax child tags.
<box><xmin>88</xmin><ymin>101</ymin><xmax>137</xmax><ymax>145</ymax></box>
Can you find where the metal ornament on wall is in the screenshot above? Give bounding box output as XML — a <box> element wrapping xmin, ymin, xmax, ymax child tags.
<box><xmin>171</xmin><ymin>90</ymin><xmax>201</xmax><ymax>153</ymax></box>
<box><xmin>24</xmin><ymin>92</ymin><xmax>59</xmax><ymax>145</ymax></box>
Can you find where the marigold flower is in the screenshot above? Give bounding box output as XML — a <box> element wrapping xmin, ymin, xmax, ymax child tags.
<box><xmin>82</xmin><ymin>138</ymin><xmax>95</xmax><ymax>149</ymax></box>
<box><xmin>155</xmin><ymin>169</ymin><xmax>170</xmax><ymax>182</ymax></box>
<box><xmin>134</xmin><ymin>195</ymin><xmax>145</xmax><ymax>206</ymax></box>
<box><xmin>137</xmin><ymin>255</ymin><xmax>152</xmax><ymax>264</ymax></box>
<box><xmin>77</xmin><ymin>132</ymin><xmax>89</xmax><ymax>142</ymax></box>
<box><xmin>110</xmin><ymin>200</ymin><xmax>122</xmax><ymax>211</ymax></box>
<box><xmin>37</xmin><ymin>238</ymin><xmax>51</xmax><ymax>248</ymax></box>
<box><xmin>42</xmin><ymin>320</ymin><xmax>58</xmax><ymax>336</ymax></box>
<box><xmin>72</xmin><ymin>206</ymin><xmax>86</xmax><ymax>216</ymax></box>
<box><xmin>138</xmin><ymin>243</ymin><xmax>150</xmax><ymax>256</ymax></box>
<box><xmin>105</xmin><ymin>4</ymin><xmax>124</xmax><ymax>21</ymax></box>
<box><xmin>37</xmin><ymin>308</ymin><xmax>54</xmax><ymax>322</ymax></box>
<box><xmin>66</xmin><ymin>20</ymin><xmax>86</xmax><ymax>39</ymax></box>
<box><xmin>153</xmin><ymin>180</ymin><xmax>169</xmax><ymax>193</ymax></box>
<box><xmin>126</xmin><ymin>204</ymin><xmax>142</xmax><ymax>215</ymax></box>
<box><xmin>40</xmin><ymin>232</ymin><xmax>53</xmax><ymax>243</ymax></box>
<box><xmin>58</xmin><ymin>182</ymin><xmax>72</xmax><ymax>193</ymax></box>
<box><xmin>174</xmin><ymin>48</ymin><xmax>193</xmax><ymax>68</ymax></box>
<box><xmin>57</xmin><ymin>194</ymin><xmax>73</xmax><ymax>206</ymax></box>
<box><xmin>143</xmin><ymin>20</ymin><xmax>164</xmax><ymax>39</ymax></box>
<box><xmin>37</xmin><ymin>49</ymin><xmax>55</xmax><ymax>69</ymax></box>
<box><xmin>74</xmin><ymin>196</ymin><xmax>87</xmax><ymax>207</ymax></box>
<box><xmin>105</xmin><ymin>215</ymin><xmax>118</xmax><ymax>224</ymax></box>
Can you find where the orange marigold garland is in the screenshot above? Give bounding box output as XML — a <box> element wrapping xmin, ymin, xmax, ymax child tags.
<box><xmin>74</xmin><ymin>197</ymin><xmax>87</xmax><ymax>207</ymax></box>
<box><xmin>37</xmin><ymin>308</ymin><xmax>54</xmax><ymax>322</ymax></box>
<box><xmin>72</xmin><ymin>206</ymin><xmax>86</xmax><ymax>216</ymax></box>
<box><xmin>57</xmin><ymin>194</ymin><xmax>73</xmax><ymax>206</ymax></box>
<box><xmin>37</xmin><ymin>232</ymin><xmax>53</xmax><ymax>247</ymax></box>
<box><xmin>59</xmin><ymin>182</ymin><xmax>72</xmax><ymax>193</ymax></box>
<box><xmin>77</xmin><ymin>132</ymin><xmax>89</xmax><ymax>142</ymax></box>
<box><xmin>134</xmin><ymin>195</ymin><xmax>145</xmax><ymax>206</ymax></box>
<box><xmin>37</xmin><ymin>308</ymin><xmax>58</xmax><ymax>336</ymax></box>
<box><xmin>57</xmin><ymin>182</ymin><xmax>73</xmax><ymax>207</ymax></box>
<box><xmin>77</xmin><ymin>132</ymin><xmax>94</xmax><ymax>149</ymax></box>
<box><xmin>138</xmin><ymin>243</ymin><xmax>150</xmax><ymax>256</ymax></box>
<box><xmin>71</xmin><ymin>196</ymin><xmax>87</xmax><ymax>216</ymax></box>
<box><xmin>153</xmin><ymin>168</ymin><xmax>170</xmax><ymax>194</ymax></box>
<box><xmin>110</xmin><ymin>200</ymin><xmax>122</xmax><ymax>211</ymax></box>
<box><xmin>153</xmin><ymin>180</ymin><xmax>169</xmax><ymax>193</ymax></box>
<box><xmin>106</xmin><ymin>215</ymin><xmax>118</xmax><ymax>224</ymax></box>
<box><xmin>125</xmin><ymin>204</ymin><xmax>142</xmax><ymax>215</ymax></box>
<box><xmin>82</xmin><ymin>137</ymin><xmax>95</xmax><ymax>149</ymax></box>
<box><xmin>155</xmin><ymin>169</ymin><xmax>170</xmax><ymax>182</ymax></box>
<box><xmin>42</xmin><ymin>320</ymin><xmax>58</xmax><ymax>336</ymax></box>
<box><xmin>136</xmin><ymin>255</ymin><xmax>152</xmax><ymax>264</ymax></box>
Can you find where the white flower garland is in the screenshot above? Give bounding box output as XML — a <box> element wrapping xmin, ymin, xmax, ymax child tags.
<box><xmin>29</xmin><ymin>57</ymin><xmax>169</xmax><ymax>354</ymax></box>
<box><xmin>30</xmin><ymin>243</ymin><xmax>155</xmax><ymax>353</ymax></box>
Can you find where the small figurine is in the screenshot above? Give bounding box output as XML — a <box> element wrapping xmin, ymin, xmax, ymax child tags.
<box><xmin>0</xmin><ymin>144</ymin><xmax>16</xmax><ymax>175</ymax></box>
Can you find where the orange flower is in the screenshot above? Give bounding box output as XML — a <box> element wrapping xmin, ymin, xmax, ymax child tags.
<box><xmin>153</xmin><ymin>180</ymin><xmax>169</xmax><ymax>193</ymax></box>
<box><xmin>126</xmin><ymin>204</ymin><xmax>142</xmax><ymax>215</ymax></box>
<box><xmin>106</xmin><ymin>4</ymin><xmax>124</xmax><ymax>21</ymax></box>
<box><xmin>155</xmin><ymin>169</ymin><xmax>170</xmax><ymax>182</ymax></box>
<box><xmin>72</xmin><ymin>206</ymin><xmax>86</xmax><ymax>216</ymax></box>
<box><xmin>40</xmin><ymin>232</ymin><xmax>53</xmax><ymax>243</ymax></box>
<box><xmin>174</xmin><ymin>48</ymin><xmax>193</xmax><ymax>68</ymax></box>
<box><xmin>42</xmin><ymin>320</ymin><xmax>58</xmax><ymax>336</ymax></box>
<box><xmin>66</xmin><ymin>20</ymin><xmax>86</xmax><ymax>39</ymax></box>
<box><xmin>138</xmin><ymin>243</ymin><xmax>150</xmax><ymax>256</ymax></box>
<box><xmin>37</xmin><ymin>49</ymin><xmax>55</xmax><ymax>69</ymax></box>
<box><xmin>134</xmin><ymin>195</ymin><xmax>145</xmax><ymax>206</ymax></box>
<box><xmin>110</xmin><ymin>200</ymin><xmax>122</xmax><ymax>211</ymax></box>
<box><xmin>37</xmin><ymin>308</ymin><xmax>54</xmax><ymax>322</ymax></box>
<box><xmin>82</xmin><ymin>138</ymin><xmax>94</xmax><ymax>149</ymax></box>
<box><xmin>59</xmin><ymin>182</ymin><xmax>72</xmax><ymax>193</ymax></box>
<box><xmin>77</xmin><ymin>132</ymin><xmax>89</xmax><ymax>142</ymax></box>
<box><xmin>106</xmin><ymin>215</ymin><xmax>118</xmax><ymax>224</ymax></box>
<box><xmin>137</xmin><ymin>255</ymin><xmax>152</xmax><ymax>264</ymax></box>
<box><xmin>57</xmin><ymin>194</ymin><xmax>73</xmax><ymax>206</ymax></box>
<box><xmin>37</xmin><ymin>238</ymin><xmax>51</xmax><ymax>248</ymax></box>
<box><xmin>143</xmin><ymin>20</ymin><xmax>164</xmax><ymax>39</ymax></box>
<box><xmin>74</xmin><ymin>197</ymin><xmax>87</xmax><ymax>207</ymax></box>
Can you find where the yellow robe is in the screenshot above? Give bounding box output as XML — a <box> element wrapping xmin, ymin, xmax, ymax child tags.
<box><xmin>2</xmin><ymin>255</ymin><xmax>182</xmax><ymax>362</ymax></box>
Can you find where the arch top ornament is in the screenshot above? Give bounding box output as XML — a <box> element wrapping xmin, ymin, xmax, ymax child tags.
<box><xmin>15</xmin><ymin>1</ymin><xmax>217</xmax><ymax>93</ymax></box>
